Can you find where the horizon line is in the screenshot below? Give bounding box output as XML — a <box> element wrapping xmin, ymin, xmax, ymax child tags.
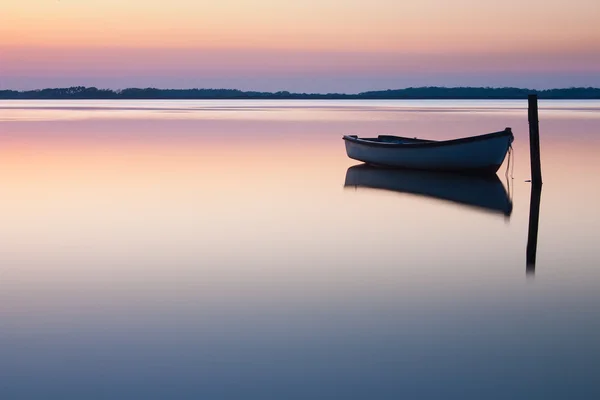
<box><xmin>2</xmin><ymin>86</ymin><xmax>600</xmax><ymax>100</ymax></box>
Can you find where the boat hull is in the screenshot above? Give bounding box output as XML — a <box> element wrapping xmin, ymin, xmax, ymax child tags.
<box><xmin>343</xmin><ymin>129</ymin><xmax>513</xmax><ymax>173</ymax></box>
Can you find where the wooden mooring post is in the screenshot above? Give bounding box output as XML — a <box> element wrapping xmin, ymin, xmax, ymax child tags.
<box><xmin>526</xmin><ymin>94</ymin><xmax>543</xmax><ymax>275</ymax></box>
<box><xmin>528</xmin><ymin>94</ymin><xmax>543</xmax><ymax>185</ymax></box>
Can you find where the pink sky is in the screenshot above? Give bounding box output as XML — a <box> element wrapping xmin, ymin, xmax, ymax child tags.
<box><xmin>1</xmin><ymin>0</ymin><xmax>599</xmax><ymax>92</ymax></box>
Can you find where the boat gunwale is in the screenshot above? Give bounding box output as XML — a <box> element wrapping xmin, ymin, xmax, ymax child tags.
<box><xmin>343</xmin><ymin>128</ymin><xmax>513</xmax><ymax>149</ymax></box>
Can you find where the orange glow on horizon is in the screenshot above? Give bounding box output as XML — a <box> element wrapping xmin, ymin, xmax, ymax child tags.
<box><xmin>2</xmin><ymin>0</ymin><xmax>599</xmax><ymax>53</ymax></box>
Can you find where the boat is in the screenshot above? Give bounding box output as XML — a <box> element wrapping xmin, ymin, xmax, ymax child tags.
<box><xmin>345</xmin><ymin>164</ymin><xmax>512</xmax><ymax>216</ymax></box>
<box><xmin>343</xmin><ymin>128</ymin><xmax>514</xmax><ymax>173</ymax></box>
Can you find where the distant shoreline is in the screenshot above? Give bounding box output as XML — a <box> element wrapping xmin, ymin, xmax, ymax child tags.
<box><xmin>1</xmin><ymin>86</ymin><xmax>600</xmax><ymax>100</ymax></box>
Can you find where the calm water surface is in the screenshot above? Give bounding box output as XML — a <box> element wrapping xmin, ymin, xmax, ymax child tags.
<box><xmin>1</xmin><ymin>100</ymin><xmax>599</xmax><ymax>399</ymax></box>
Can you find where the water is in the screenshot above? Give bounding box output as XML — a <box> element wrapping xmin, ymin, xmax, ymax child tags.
<box><xmin>1</xmin><ymin>100</ymin><xmax>599</xmax><ymax>399</ymax></box>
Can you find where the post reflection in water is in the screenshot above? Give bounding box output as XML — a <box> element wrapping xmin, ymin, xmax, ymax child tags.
<box><xmin>344</xmin><ymin>164</ymin><xmax>513</xmax><ymax>217</ymax></box>
<box><xmin>526</xmin><ymin>184</ymin><xmax>543</xmax><ymax>276</ymax></box>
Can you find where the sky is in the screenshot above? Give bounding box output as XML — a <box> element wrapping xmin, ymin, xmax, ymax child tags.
<box><xmin>1</xmin><ymin>0</ymin><xmax>599</xmax><ymax>92</ymax></box>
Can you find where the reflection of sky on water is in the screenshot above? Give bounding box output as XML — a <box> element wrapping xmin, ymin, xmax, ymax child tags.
<box><xmin>2</xmin><ymin>100</ymin><xmax>600</xmax><ymax>122</ymax></box>
<box><xmin>0</xmin><ymin>101</ymin><xmax>599</xmax><ymax>399</ymax></box>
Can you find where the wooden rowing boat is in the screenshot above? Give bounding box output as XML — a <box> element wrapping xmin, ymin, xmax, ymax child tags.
<box><xmin>343</xmin><ymin>128</ymin><xmax>514</xmax><ymax>173</ymax></box>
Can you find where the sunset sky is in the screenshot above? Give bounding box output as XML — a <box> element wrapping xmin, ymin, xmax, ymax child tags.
<box><xmin>2</xmin><ymin>0</ymin><xmax>599</xmax><ymax>92</ymax></box>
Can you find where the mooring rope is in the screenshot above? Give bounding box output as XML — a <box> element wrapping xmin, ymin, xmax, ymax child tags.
<box><xmin>505</xmin><ymin>143</ymin><xmax>514</xmax><ymax>201</ymax></box>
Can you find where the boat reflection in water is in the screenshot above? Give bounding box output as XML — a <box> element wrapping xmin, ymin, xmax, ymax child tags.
<box><xmin>344</xmin><ymin>164</ymin><xmax>513</xmax><ymax>217</ymax></box>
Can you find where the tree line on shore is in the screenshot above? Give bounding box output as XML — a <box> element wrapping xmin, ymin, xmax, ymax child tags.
<box><xmin>1</xmin><ymin>86</ymin><xmax>599</xmax><ymax>99</ymax></box>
